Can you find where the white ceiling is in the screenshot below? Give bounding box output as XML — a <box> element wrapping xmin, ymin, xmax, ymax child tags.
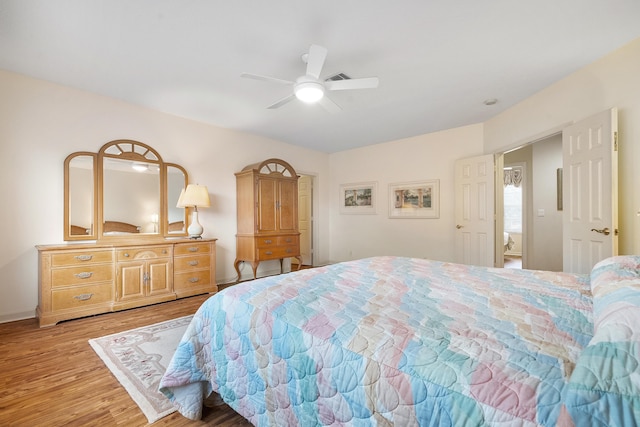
<box><xmin>1</xmin><ymin>1</ymin><xmax>640</xmax><ymax>153</ymax></box>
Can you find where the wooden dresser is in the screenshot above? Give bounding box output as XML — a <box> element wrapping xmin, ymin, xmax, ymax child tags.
<box><xmin>36</xmin><ymin>238</ymin><xmax>217</xmax><ymax>327</ymax></box>
<box><xmin>234</xmin><ymin>159</ymin><xmax>301</xmax><ymax>279</ymax></box>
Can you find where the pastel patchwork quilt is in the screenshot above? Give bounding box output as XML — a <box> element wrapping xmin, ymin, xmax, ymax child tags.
<box><xmin>564</xmin><ymin>256</ymin><xmax>640</xmax><ymax>426</ymax></box>
<box><xmin>160</xmin><ymin>256</ymin><xmax>605</xmax><ymax>425</ymax></box>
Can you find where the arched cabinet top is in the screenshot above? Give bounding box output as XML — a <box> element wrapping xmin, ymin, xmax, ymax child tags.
<box><xmin>241</xmin><ymin>158</ymin><xmax>297</xmax><ymax>179</ymax></box>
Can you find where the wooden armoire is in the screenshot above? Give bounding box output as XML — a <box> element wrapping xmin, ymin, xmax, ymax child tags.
<box><xmin>234</xmin><ymin>158</ymin><xmax>302</xmax><ymax>280</ymax></box>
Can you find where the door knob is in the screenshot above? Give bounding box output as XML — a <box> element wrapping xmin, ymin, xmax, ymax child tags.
<box><xmin>456</xmin><ymin>225</ymin><xmax>463</xmax><ymax>229</ymax></box>
<box><xmin>590</xmin><ymin>227</ymin><xmax>610</xmax><ymax>236</ymax></box>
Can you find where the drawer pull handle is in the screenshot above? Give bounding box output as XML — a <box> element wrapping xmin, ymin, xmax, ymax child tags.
<box><xmin>286</xmin><ymin>248</ymin><xmax>293</xmax><ymax>253</ymax></box>
<box><xmin>162</xmin><ymin>249</ymin><xmax>167</xmax><ymax>254</ymax></box>
<box><xmin>75</xmin><ymin>272</ymin><xmax>93</xmax><ymax>279</ymax></box>
<box><xmin>189</xmin><ymin>277</ymin><xmax>200</xmax><ymax>283</ymax></box>
<box><xmin>264</xmin><ymin>239</ymin><xmax>272</xmax><ymax>244</ymax></box>
<box><xmin>188</xmin><ymin>247</ymin><xmax>199</xmax><ymax>252</ymax></box>
<box><xmin>124</xmin><ymin>253</ymin><xmax>130</xmax><ymax>257</ymax></box>
<box><xmin>75</xmin><ymin>255</ymin><xmax>93</xmax><ymax>261</ymax></box>
<box><xmin>74</xmin><ymin>293</ymin><xmax>93</xmax><ymax>301</ymax></box>
<box><xmin>265</xmin><ymin>251</ymin><xmax>273</xmax><ymax>255</ymax></box>
<box><xmin>285</xmin><ymin>238</ymin><xmax>292</xmax><ymax>243</ymax></box>
<box><xmin>188</xmin><ymin>260</ymin><xmax>199</xmax><ymax>266</ymax></box>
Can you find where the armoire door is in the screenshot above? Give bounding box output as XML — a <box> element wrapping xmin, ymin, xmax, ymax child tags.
<box><xmin>277</xmin><ymin>179</ymin><xmax>298</xmax><ymax>232</ymax></box>
<box><xmin>256</xmin><ymin>177</ymin><xmax>278</xmax><ymax>233</ymax></box>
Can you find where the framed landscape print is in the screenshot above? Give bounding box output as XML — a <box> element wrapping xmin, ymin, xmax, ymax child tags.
<box><xmin>388</xmin><ymin>180</ymin><xmax>440</xmax><ymax>218</ymax></box>
<box><xmin>339</xmin><ymin>182</ymin><xmax>377</xmax><ymax>214</ymax></box>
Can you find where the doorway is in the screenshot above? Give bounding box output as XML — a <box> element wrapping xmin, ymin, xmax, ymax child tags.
<box><xmin>499</xmin><ymin>134</ymin><xmax>563</xmax><ymax>271</ymax></box>
<box><xmin>503</xmin><ymin>163</ymin><xmax>524</xmax><ymax>269</ymax></box>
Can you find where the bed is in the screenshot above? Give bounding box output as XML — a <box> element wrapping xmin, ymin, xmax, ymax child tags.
<box><xmin>159</xmin><ymin>256</ymin><xmax>640</xmax><ymax>426</ymax></box>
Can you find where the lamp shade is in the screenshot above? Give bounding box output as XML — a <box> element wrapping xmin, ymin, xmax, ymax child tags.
<box><xmin>176</xmin><ymin>184</ymin><xmax>211</xmax><ymax>208</ymax></box>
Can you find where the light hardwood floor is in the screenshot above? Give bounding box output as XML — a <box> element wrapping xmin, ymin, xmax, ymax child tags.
<box><xmin>0</xmin><ymin>293</ymin><xmax>252</xmax><ymax>426</ymax></box>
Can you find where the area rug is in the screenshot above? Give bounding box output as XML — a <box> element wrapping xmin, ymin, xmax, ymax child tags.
<box><xmin>89</xmin><ymin>315</ymin><xmax>193</xmax><ymax>423</ymax></box>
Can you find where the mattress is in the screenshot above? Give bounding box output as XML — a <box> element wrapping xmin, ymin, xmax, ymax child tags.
<box><xmin>159</xmin><ymin>256</ymin><xmax>601</xmax><ymax>425</ymax></box>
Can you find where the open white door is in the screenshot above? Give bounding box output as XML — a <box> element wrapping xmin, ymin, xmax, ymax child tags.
<box><xmin>455</xmin><ymin>154</ymin><xmax>495</xmax><ymax>267</ymax></box>
<box><xmin>563</xmin><ymin>108</ymin><xmax>618</xmax><ymax>274</ymax></box>
<box><xmin>298</xmin><ymin>175</ymin><xmax>313</xmax><ymax>265</ymax></box>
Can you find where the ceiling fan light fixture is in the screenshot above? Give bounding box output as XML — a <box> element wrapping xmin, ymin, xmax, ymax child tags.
<box><xmin>294</xmin><ymin>81</ymin><xmax>324</xmax><ymax>103</ymax></box>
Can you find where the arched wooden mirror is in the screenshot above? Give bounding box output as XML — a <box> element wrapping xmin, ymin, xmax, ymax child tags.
<box><xmin>64</xmin><ymin>139</ymin><xmax>189</xmax><ymax>241</ymax></box>
<box><xmin>64</xmin><ymin>152</ymin><xmax>98</xmax><ymax>239</ymax></box>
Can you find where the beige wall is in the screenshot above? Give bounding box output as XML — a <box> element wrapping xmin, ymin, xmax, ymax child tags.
<box><xmin>485</xmin><ymin>37</ymin><xmax>640</xmax><ymax>255</ymax></box>
<box><xmin>328</xmin><ymin>124</ymin><xmax>484</xmax><ymax>263</ymax></box>
<box><xmin>0</xmin><ymin>69</ymin><xmax>331</xmax><ymax>322</ymax></box>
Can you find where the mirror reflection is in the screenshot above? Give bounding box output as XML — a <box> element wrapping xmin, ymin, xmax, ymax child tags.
<box><xmin>68</xmin><ymin>155</ymin><xmax>95</xmax><ymax>237</ymax></box>
<box><xmin>103</xmin><ymin>158</ymin><xmax>160</xmax><ymax>235</ymax></box>
<box><xmin>167</xmin><ymin>165</ymin><xmax>187</xmax><ymax>234</ymax></box>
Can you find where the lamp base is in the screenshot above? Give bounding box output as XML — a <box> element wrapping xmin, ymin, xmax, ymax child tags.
<box><xmin>187</xmin><ymin>210</ymin><xmax>204</xmax><ymax>239</ymax></box>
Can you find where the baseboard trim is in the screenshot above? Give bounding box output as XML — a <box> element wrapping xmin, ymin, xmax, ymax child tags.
<box><xmin>0</xmin><ymin>310</ymin><xmax>36</xmax><ymax>324</ymax></box>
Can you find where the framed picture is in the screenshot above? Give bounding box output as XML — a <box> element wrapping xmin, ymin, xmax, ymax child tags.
<box><xmin>339</xmin><ymin>182</ymin><xmax>377</xmax><ymax>214</ymax></box>
<box><xmin>388</xmin><ymin>180</ymin><xmax>440</xmax><ymax>218</ymax></box>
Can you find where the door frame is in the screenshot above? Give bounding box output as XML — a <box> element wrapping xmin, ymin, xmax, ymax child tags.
<box><xmin>493</xmin><ymin>124</ymin><xmax>569</xmax><ymax>269</ymax></box>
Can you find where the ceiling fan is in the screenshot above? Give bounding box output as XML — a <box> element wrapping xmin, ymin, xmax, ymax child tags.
<box><xmin>241</xmin><ymin>44</ymin><xmax>379</xmax><ymax>113</ymax></box>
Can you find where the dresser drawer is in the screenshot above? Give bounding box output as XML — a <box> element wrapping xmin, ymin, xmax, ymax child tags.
<box><xmin>276</xmin><ymin>235</ymin><xmax>298</xmax><ymax>246</ymax></box>
<box><xmin>116</xmin><ymin>246</ymin><xmax>172</xmax><ymax>261</ymax></box>
<box><xmin>174</xmin><ymin>270</ymin><xmax>211</xmax><ymax>289</ymax></box>
<box><xmin>258</xmin><ymin>245</ymin><xmax>299</xmax><ymax>260</ymax></box>
<box><xmin>51</xmin><ymin>264</ymin><xmax>113</xmax><ymax>287</ymax></box>
<box><xmin>174</xmin><ymin>242</ymin><xmax>211</xmax><ymax>256</ymax></box>
<box><xmin>256</xmin><ymin>235</ymin><xmax>299</xmax><ymax>248</ymax></box>
<box><xmin>174</xmin><ymin>254</ymin><xmax>211</xmax><ymax>272</ymax></box>
<box><xmin>51</xmin><ymin>250</ymin><xmax>113</xmax><ymax>267</ymax></box>
<box><xmin>51</xmin><ymin>283</ymin><xmax>113</xmax><ymax>311</ymax></box>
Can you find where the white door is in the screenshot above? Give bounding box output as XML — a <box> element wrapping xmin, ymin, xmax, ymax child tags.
<box><xmin>455</xmin><ymin>154</ymin><xmax>496</xmax><ymax>267</ymax></box>
<box><xmin>563</xmin><ymin>108</ymin><xmax>618</xmax><ymax>274</ymax></box>
<box><xmin>298</xmin><ymin>175</ymin><xmax>313</xmax><ymax>265</ymax></box>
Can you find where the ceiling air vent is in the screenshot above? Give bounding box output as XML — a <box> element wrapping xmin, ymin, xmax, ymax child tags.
<box><xmin>325</xmin><ymin>73</ymin><xmax>351</xmax><ymax>82</ymax></box>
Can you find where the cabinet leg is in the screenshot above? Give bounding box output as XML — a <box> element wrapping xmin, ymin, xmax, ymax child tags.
<box><xmin>294</xmin><ymin>256</ymin><xmax>303</xmax><ymax>270</ymax></box>
<box><xmin>279</xmin><ymin>258</ymin><xmax>284</xmax><ymax>274</ymax></box>
<box><xmin>251</xmin><ymin>262</ymin><xmax>259</xmax><ymax>279</ymax></box>
<box><xmin>233</xmin><ymin>259</ymin><xmax>242</xmax><ymax>283</ymax></box>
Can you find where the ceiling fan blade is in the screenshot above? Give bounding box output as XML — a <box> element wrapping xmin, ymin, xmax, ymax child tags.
<box><xmin>318</xmin><ymin>95</ymin><xmax>342</xmax><ymax>113</ymax></box>
<box><xmin>325</xmin><ymin>77</ymin><xmax>379</xmax><ymax>91</ymax></box>
<box><xmin>240</xmin><ymin>72</ymin><xmax>294</xmax><ymax>86</ymax></box>
<box><xmin>305</xmin><ymin>45</ymin><xmax>328</xmax><ymax>79</ymax></box>
<box><xmin>267</xmin><ymin>94</ymin><xmax>296</xmax><ymax>109</ymax></box>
